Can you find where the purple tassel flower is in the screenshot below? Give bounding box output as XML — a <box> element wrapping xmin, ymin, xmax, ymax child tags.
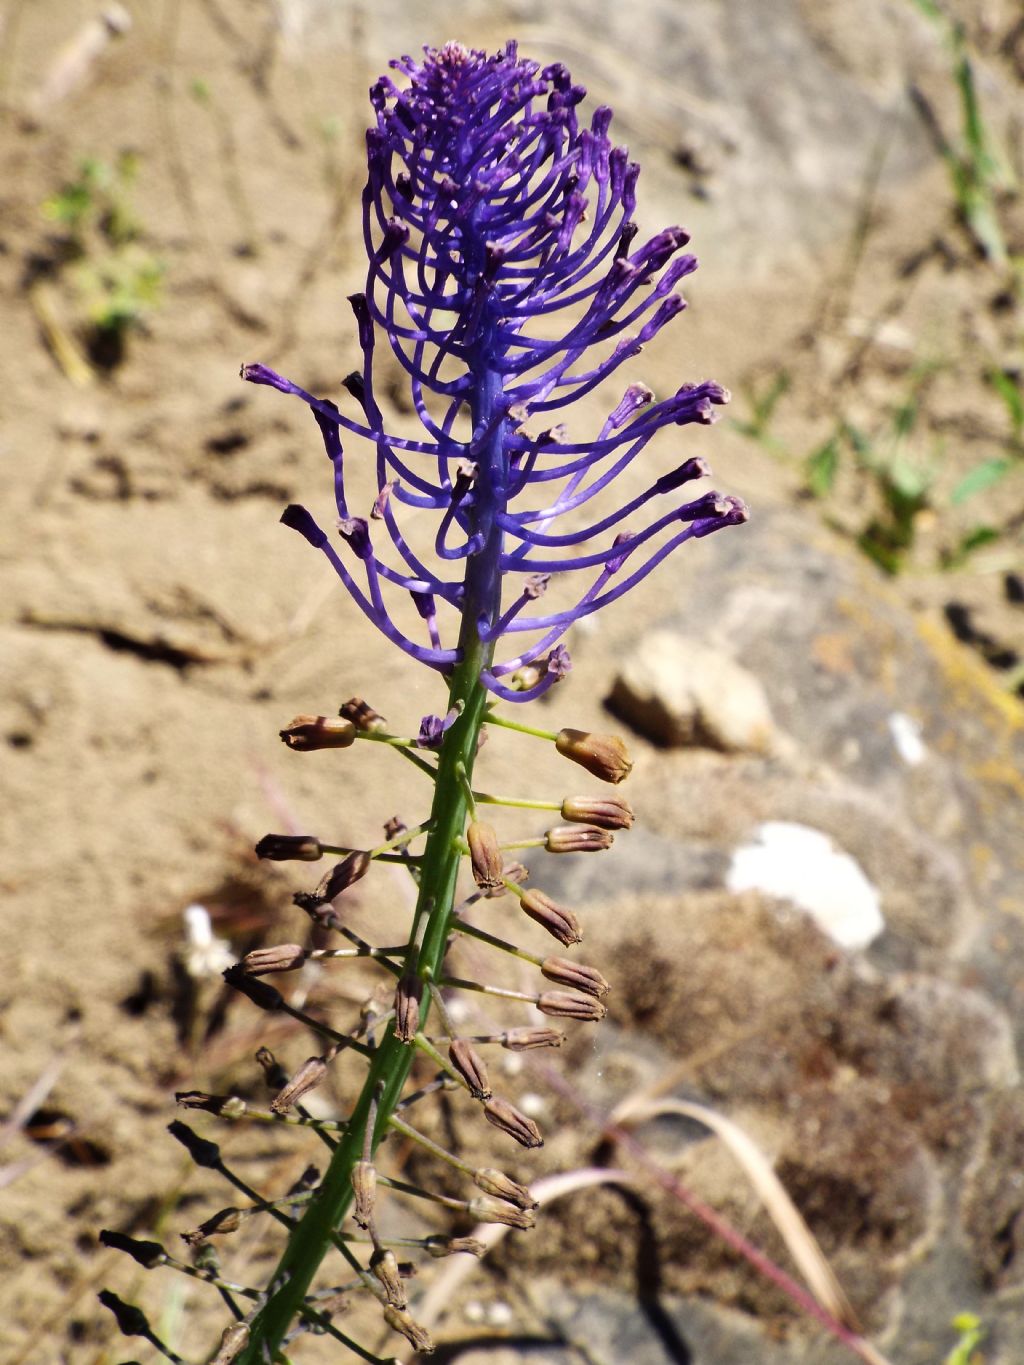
<box><xmin>243</xmin><ymin>42</ymin><xmax>746</xmax><ymax>697</ymax></box>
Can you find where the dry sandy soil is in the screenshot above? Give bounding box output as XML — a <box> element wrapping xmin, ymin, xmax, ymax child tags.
<box><xmin>1</xmin><ymin>2</ymin><xmax>1022</xmax><ymax>1364</ymax></box>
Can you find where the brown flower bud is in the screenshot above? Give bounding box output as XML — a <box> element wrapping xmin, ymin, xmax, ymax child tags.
<box><xmin>280</xmin><ymin>714</ymin><xmax>356</xmax><ymax>750</ymax></box>
<box><xmin>540</xmin><ymin>957</ymin><xmax>610</xmax><ymax>998</ymax></box>
<box><xmin>182</xmin><ymin>1207</ymin><xmax>245</xmax><ymax>1246</ymax></box>
<box><xmin>174</xmin><ymin>1092</ymin><xmax>247</xmax><ymax>1120</ymax></box>
<box><xmin>370</xmin><ymin>1248</ymin><xmax>407</xmax><ymax>1309</ymax></box>
<box><xmin>339</xmin><ymin>697</ymin><xmax>388</xmax><ymax>733</ymax></box>
<box><xmin>544</xmin><ymin>824</ymin><xmax>614</xmax><ymax>853</ymax></box>
<box><xmin>474</xmin><ymin>1167</ymin><xmax>537</xmax><ymax>1210</ymax></box>
<box><xmin>424</xmin><ymin>1235</ymin><xmax>486</xmax><ymax>1258</ymax></box>
<box><xmin>500</xmin><ymin>1027</ymin><xmax>565</xmax><ymax>1051</ymax></box>
<box><xmin>383</xmin><ymin>814</ymin><xmax>408</xmax><ymax>844</ymax></box>
<box><xmin>212</xmin><ymin>1322</ymin><xmax>250</xmax><ymax>1365</ymax></box>
<box><xmin>254</xmin><ymin>834</ymin><xmax>323</xmax><ymax>861</ymax></box>
<box><xmin>255</xmin><ymin>1047</ymin><xmax>288</xmax><ymax>1087</ymax></box>
<box><xmin>448</xmin><ymin>1039</ymin><xmax>491</xmax><ymax>1099</ymax></box>
<box><xmin>555</xmin><ymin>728</ymin><xmax>632</xmax><ymax>783</ymax></box>
<box><xmin>394</xmin><ymin>973</ymin><xmax>423</xmax><ymax>1043</ymax></box>
<box><xmin>483</xmin><ymin>1096</ymin><xmax>544</xmax><ymax>1149</ymax></box>
<box><xmin>241</xmin><ymin>944</ymin><xmax>307</xmax><ymax>976</ymax></box>
<box><xmin>519</xmin><ymin>889</ymin><xmax>582</xmax><ymax>946</ymax></box>
<box><xmin>99</xmin><ymin>1230</ymin><xmax>166</xmax><ymax>1269</ymax></box>
<box><xmin>176</xmin><ymin>1090</ymin><xmax>234</xmax><ymax>1116</ymax></box>
<box><xmin>315</xmin><ymin>850</ymin><xmax>372</xmax><ymax>902</ymax></box>
<box><xmin>271</xmin><ymin>1055</ymin><xmax>328</xmax><ymax>1113</ymax></box>
<box><xmin>351</xmin><ymin>1160</ymin><xmax>376</xmax><ymax>1229</ymax></box>
<box><xmin>467</xmin><ymin>820</ymin><xmax>504</xmax><ymax>893</ymax></box>
<box><xmin>315</xmin><ymin>1290</ymin><xmax>349</xmax><ymax>1316</ymax></box>
<box><xmin>466</xmin><ymin>1196</ymin><xmax>537</xmax><ymax>1229</ymax></box>
<box><xmin>560</xmin><ymin>795</ymin><xmax>635</xmax><ymax>830</ymax></box>
<box><xmin>382</xmin><ymin>1305</ymin><xmax>433</xmax><ymax>1352</ymax></box>
<box><xmin>223</xmin><ymin>967</ymin><xmax>282</xmax><ymax>1012</ymax></box>
<box><xmin>537</xmin><ymin>990</ymin><xmax>607</xmax><ymax>1022</ymax></box>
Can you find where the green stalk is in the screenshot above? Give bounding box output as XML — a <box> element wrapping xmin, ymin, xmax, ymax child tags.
<box><xmin>237</xmin><ymin>368</ymin><xmax>506</xmax><ymax>1362</ymax></box>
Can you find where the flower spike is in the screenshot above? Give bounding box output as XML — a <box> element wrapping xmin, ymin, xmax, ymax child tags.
<box><xmin>141</xmin><ymin>41</ymin><xmax>749</xmax><ymax>1365</ymax></box>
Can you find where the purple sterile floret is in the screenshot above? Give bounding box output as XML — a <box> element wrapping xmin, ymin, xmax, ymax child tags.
<box><xmin>242</xmin><ymin>42</ymin><xmax>745</xmax><ymax>698</ymax></box>
<box><xmin>416</xmin><ymin>707</ymin><xmax>461</xmax><ymax>749</ymax></box>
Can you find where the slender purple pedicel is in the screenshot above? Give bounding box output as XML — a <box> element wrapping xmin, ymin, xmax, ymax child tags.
<box><xmin>242</xmin><ymin>42</ymin><xmax>746</xmax><ymax>698</ymax></box>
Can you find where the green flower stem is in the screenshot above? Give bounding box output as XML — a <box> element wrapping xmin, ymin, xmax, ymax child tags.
<box><xmin>451</xmin><ymin>915</ymin><xmax>542</xmax><ymax>966</ymax></box>
<box><xmin>368</xmin><ymin>819</ymin><xmax>432</xmax><ymax>858</ymax></box>
<box><xmin>440</xmin><ymin>975</ymin><xmax>536</xmax><ymax>1005</ymax></box>
<box><xmin>277</xmin><ymin>1002</ymin><xmax>373</xmax><ymax>1057</ymax></box>
<box><xmin>352</xmin><ymin>730</ymin><xmax>418</xmax><ymax>748</ymax></box>
<box><xmin>236</xmin><ymin>367</ymin><xmax>505</xmax><ymax>1363</ymax></box>
<box><xmin>425</xmin><ymin>979</ymin><xmax>459</xmax><ymax>1036</ymax></box>
<box><xmin>375</xmin><ymin>1172</ymin><xmax>468</xmax><ymax>1212</ymax></box>
<box><xmin>319</xmin><ymin>846</ymin><xmax>423</xmax><ymax>865</ymax></box>
<box><xmin>224</xmin><ymin>1104</ymin><xmax>348</xmax><ymax>1136</ymax></box>
<box><xmin>473</xmin><ymin>790</ymin><xmax>560</xmax><ymax>811</ymax></box>
<box><xmin>482</xmin><ymin>711</ymin><xmax>559</xmax><ymax>741</ymax></box>
<box><xmin>455</xmin><ymin>760</ymin><xmax>477</xmax><ymax>816</ymax></box>
<box><xmin>310</xmin><ymin>944</ymin><xmax>407</xmax><ymax>964</ymax></box>
<box><xmin>411</xmin><ymin>1030</ymin><xmax>469</xmax><ymax>1089</ymax></box>
<box><xmin>397</xmin><ymin>746</ymin><xmax>440</xmax><ymax>780</ymax></box>
<box><xmin>388</xmin><ymin>1113</ymin><xmax>475</xmax><ymax>1178</ymax></box>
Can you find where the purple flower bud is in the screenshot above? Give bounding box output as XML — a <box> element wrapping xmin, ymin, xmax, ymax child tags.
<box><xmin>416</xmin><ymin>707</ymin><xmax>459</xmax><ymax>750</ymax></box>
<box><xmin>280</xmin><ymin>504</ymin><xmax>327</xmax><ymax>549</ymax></box>
<box><xmin>337</xmin><ymin>516</ymin><xmax>371</xmax><ymax>560</ymax></box>
<box><xmin>608</xmin><ymin>383</ymin><xmax>654</xmax><ymax>429</ymax></box>
<box><xmin>411</xmin><ymin>590</ymin><xmax>437</xmax><ymax>620</ymax></box>
<box><xmin>545</xmin><ymin>644</ymin><xmax>572</xmax><ymax>679</ymax></box>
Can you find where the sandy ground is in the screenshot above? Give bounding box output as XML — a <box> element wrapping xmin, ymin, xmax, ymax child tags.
<box><xmin>1</xmin><ymin>2</ymin><xmax>1022</xmax><ymax>1363</ymax></box>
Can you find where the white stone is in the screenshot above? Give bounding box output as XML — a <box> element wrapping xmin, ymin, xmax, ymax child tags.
<box><xmin>181</xmin><ymin>903</ymin><xmax>236</xmax><ymax>978</ymax></box>
<box><xmin>609</xmin><ymin>631</ymin><xmax>775</xmax><ymax>753</ymax></box>
<box><xmin>889</xmin><ymin>711</ymin><xmax>927</xmax><ymax>766</ymax></box>
<box><xmin>726</xmin><ymin>821</ymin><xmax>884</xmax><ymax>949</ymax></box>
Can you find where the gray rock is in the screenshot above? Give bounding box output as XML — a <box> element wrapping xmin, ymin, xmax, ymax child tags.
<box><xmin>277</xmin><ymin>0</ymin><xmax>975</xmax><ymax>280</ymax></box>
<box><xmin>503</xmin><ymin>507</ymin><xmax>1024</xmax><ymax>1360</ymax></box>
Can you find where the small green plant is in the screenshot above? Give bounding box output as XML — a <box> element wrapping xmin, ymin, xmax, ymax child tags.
<box><xmin>730</xmin><ymin>370</ymin><xmax>791</xmax><ymax>452</ymax></box>
<box><xmin>800</xmin><ymin>372</ymin><xmax>941</xmax><ymax>575</ymax></box>
<box><xmin>40</xmin><ymin>151</ymin><xmax>164</xmax><ymax>367</ymax></box>
<box><xmin>850</xmin><ymin>425</ymin><xmax>937</xmax><ymax>576</ymax></box>
<box><xmin>804</xmin><ymin>429</ymin><xmax>843</xmax><ymax>500</ymax></box>
<box><xmin>987</xmin><ymin>367</ymin><xmax>1024</xmax><ymax>452</ymax></box>
<box><xmin>945</xmin><ymin>1311</ymin><xmax>986</xmax><ymax>1365</ymax></box>
<box><xmin>940</xmin><ymin>369</ymin><xmax>1024</xmax><ymax>567</ymax></box>
<box><xmin>910</xmin><ymin>0</ymin><xmax>1016</xmax><ymax>265</ymax></box>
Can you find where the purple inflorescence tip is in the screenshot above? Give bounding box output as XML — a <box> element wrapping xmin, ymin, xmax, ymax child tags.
<box><xmin>245</xmin><ymin>44</ymin><xmax>744</xmax><ymax>696</ymax></box>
